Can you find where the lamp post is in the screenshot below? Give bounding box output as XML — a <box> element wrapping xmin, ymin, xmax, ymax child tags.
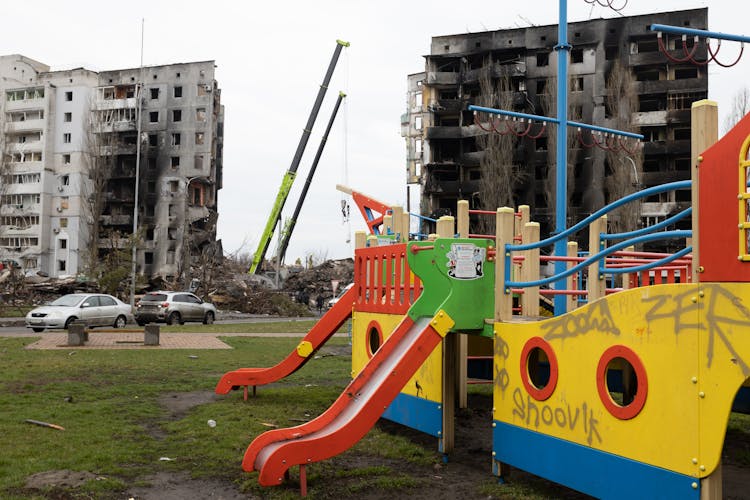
<box><xmin>129</xmin><ymin>19</ymin><xmax>145</xmax><ymax>308</ymax></box>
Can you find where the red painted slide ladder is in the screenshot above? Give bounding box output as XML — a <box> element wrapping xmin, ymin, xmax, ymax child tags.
<box><xmin>215</xmin><ymin>286</ymin><xmax>358</xmax><ymax>398</ymax></box>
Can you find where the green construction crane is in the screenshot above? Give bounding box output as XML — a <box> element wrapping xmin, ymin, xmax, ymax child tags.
<box><xmin>275</xmin><ymin>91</ymin><xmax>346</xmax><ymax>267</ymax></box>
<box><xmin>249</xmin><ymin>40</ymin><xmax>349</xmax><ymax>275</ymax></box>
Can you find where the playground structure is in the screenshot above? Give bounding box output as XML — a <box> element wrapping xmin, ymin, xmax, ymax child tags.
<box><xmin>216</xmin><ymin>9</ymin><xmax>750</xmax><ymax>497</ymax></box>
<box><xmin>216</xmin><ymin>100</ymin><xmax>750</xmax><ymax>498</ymax></box>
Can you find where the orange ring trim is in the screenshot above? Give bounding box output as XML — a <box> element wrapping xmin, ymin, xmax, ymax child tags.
<box><xmin>520</xmin><ymin>337</ymin><xmax>558</xmax><ymax>401</ymax></box>
<box><xmin>596</xmin><ymin>345</ymin><xmax>648</xmax><ymax>420</ymax></box>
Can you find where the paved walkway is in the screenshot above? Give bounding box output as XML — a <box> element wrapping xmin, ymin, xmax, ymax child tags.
<box><xmin>23</xmin><ymin>331</ymin><xmax>332</xmax><ymax>350</ymax></box>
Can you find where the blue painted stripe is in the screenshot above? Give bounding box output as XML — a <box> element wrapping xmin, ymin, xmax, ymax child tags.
<box><xmin>493</xmin><ymin>421</ymin><xmax>699</xmax><ymax>500</ymax></box>
<box><xmin>382</xmin><ymin>392</ymin><xmax>442</xmax><ymax>438</ymax></box>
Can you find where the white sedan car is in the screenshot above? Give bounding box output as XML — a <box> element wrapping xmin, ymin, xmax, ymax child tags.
<box><xmin>26</xmin><ymin>293</ymin><xmax>134</xmax><ymax>332</ymax></box>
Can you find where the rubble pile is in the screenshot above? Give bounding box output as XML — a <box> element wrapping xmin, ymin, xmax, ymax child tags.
<box><xmin>0</xmin><ymin>257</ymin><xmax>355</xmax><ymax>318</ymax></box>
<box><xmin>282</xmin><ymin>258</ymin><xmax>354</xmax><ymax>306</ymax></box>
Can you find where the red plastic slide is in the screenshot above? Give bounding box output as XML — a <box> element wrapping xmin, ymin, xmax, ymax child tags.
<box><xmin>242</xmin><ymin>314</ymin><xmax>446</xmax><ymax>485</ymax></box>
<box><xmin>215</xmin><ymin>285</ymin><xmax>358</xmax><ymax>396</ymax></box>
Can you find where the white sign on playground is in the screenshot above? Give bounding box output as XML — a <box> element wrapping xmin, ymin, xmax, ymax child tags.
<box><xmin>446</xmin><ymin>243</ymin><xmax>485</xmax><ymax>280</ymax></box>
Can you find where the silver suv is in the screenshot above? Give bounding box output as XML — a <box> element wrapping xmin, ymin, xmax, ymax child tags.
<box><xmin>135</xmin><ymin>291</ymin><xmax>217</xmax><ymax>326</ymax></box>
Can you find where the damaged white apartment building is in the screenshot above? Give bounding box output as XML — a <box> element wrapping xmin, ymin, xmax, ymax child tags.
<box><xmin>0</xmin><ymin>55</ymin><xmax>224</xmax><ymax>281</ymax></box>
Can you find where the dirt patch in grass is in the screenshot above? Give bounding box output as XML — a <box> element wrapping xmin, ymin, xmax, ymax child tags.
<box><xmin>133</xmin><ymin>391</ymin><xmax>749</xmax><ymax>499</ymax></box>
<box><xmin>25</xmin><ymin>470</ymin><xmax>100</xmax><ymax>490</ymax></box>
<box><xmin>157</xmin><ymin>390</ymin><xmax>220</xmax><ymax>420</ymax></box>
<box><xmin>125</xmin><ymin>471</ymin><xmax>246</xmax><ymax>500</ymax></box>
<box><xmin>141</xmin><ymin>390</ymin><xmax>220</xmax><ymax>440</ymax></box>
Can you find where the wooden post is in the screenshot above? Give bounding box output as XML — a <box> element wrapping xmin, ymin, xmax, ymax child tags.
<box><xmin>495</xmin><ymin>208</ymin><xmax>515</xmax><ymax>322</ymax></box>
<box><xmin>436</xmin><ymin>216</ymin><xmax>455</xmax><ymax>238</ymax></box>
<box><xmin>354</xmin><ymin>231</ymin><xmax>367</xmax><ymax>249</ymax></box>
<box><xmin>436</xmin><ymin>215</ymin><xmax>455</xmax><ymax>453</ymax></box>
<box><xmin>401</xmin><ymin>212</ymin><xmax>411</xmax><ymax>243</ymax></box>
<box><xmin>366</xmin><ymin>235</ymin><xmax>378</xmax><ymax>247</ymax></box>
<box><xmin>455</xmin><ymin>200</ymin><xmax>469</xmax><ymax>409</ymax></box>
<box><xmin>692</xmin><ymin>96</ymin><xmax>721</xmax><ymax>500</ymax></box>
<box><xmin>392</xmin><ymin>206</ymin><xmax>404</xmax><ymax>241</ymax></box>
<box><xmin>383</xmin><ymin>214</ymin><xmax>394</xmax><ymax>236</ymax></box>
<box><xmin>588</xmin><ymin>215</ymin><xmax>607</xmax><ymax>303</ymax></box>
<box><xmin>521</xmin><ymin>222</ymin><xmax>540</xmax><ymax>317</ymax></box>
<box><xmin>457</xmin><ymin>200</ymin><xmax>469</xmax><ymax>238</ymax></box>
<box><xmin>515</xmin><ymin>206</ymin><xmax>531</xmax><ymax>312</ymax></box>
<box><xmin>621</xmin><ymin>245</ymin><xmax>635</xmax><ymax>290</ymax></box>
<box><xmin>701</xmin><ymin>462</ymin><xmax>722</xmax><ymax>500</ymax></box>
<box><xmin>690</xmin><ymin>99</ymin><xmax>718</xmax><ymax>285</ymax></box>
<box><xmin>515</xmin><ymin>205</ymin><xmax>530</xmax><ymax>240</ymax></box>
<box><xmin>566</xmin><ymin>241</ymin><xmax>579</xmax><ymax>312</ymax></box>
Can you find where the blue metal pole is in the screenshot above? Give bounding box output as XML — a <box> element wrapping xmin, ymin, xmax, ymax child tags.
<box><xmin>650</xmin><ymin>24</ymin><xmax>750</xmax><ymax>44</ymax></box>
<box><xmin>553</xmin><ymin>0</ymin><xmax>570</xmax><ymax>315</ymax></box>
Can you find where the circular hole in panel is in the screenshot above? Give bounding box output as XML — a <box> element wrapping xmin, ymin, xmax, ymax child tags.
<box><xmin>597</xmin><ymin>345</ymin><xmax>648</xmax><ymax>420</ymax></box>
<box><xmin>520</xmin><ymin>337</ymin><xmax>558</xmax><ymax>401</ymax></box>
<box><xmin>367</xmin><ymin>322</ymin><xmax>383</xmax><ymax>358</ymax></box>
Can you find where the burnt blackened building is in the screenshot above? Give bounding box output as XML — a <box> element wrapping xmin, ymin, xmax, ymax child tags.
<box><xmin>95</xmin><ymin>62</ymin><xmax>223</xmax><ymax>283</ymax></box>
<box><xmin>0</xmin><ymin>56</ymin><xmax>223</xmax><ymax>282</ymax></box>
<box><xmin>403</xmin><ymin>8</ymin><xmax>707</xmax><ymax>242</ymax></box>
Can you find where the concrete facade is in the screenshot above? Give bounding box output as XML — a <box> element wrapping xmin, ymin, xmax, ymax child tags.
<box><xmin>403</xmin><ymin>8</ymin><xmax>707</xmax><ymax>247</ymax></box>
<box><xmin>0</xmin><ymin>56</ymin><xmax>223</xmax><ymax>282</ymax></box>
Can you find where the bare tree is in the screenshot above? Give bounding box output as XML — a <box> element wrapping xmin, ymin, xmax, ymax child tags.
<box><xmin>194</xmin><ymin>243</ymin><xmax>221</xmax><ymax>297</ymax></box>
<box><xmin>540</xmin><ymin>77</ymin><xmax>581</xmax><ymax>223</ymax></box>
<box><xmin>605</xmin><ymin>60</ymin><xmax>642</xmax><ymax>235</ymax></box>
<box><xmin>474</xmin><ymin>58</ymin><xmax>524</xmax><ymax>234</ymax></box>
<box><xmin>81</xmin><ymin>100</ymin><xmax>117</xmax><ymax>276</ymax></box>
<box><xmin>723</xmin><ymin>86</ymin><xmax>750</xmax><ymax>133</ymax></box>
<box><xmin>97</xmin><ymin>228</ymin><xmax>138</xmax><ymax>297</ymax></box>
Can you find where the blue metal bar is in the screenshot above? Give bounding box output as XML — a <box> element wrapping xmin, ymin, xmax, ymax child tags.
<box><xmin>650</xmin><ymin>24</ymin><xmax>750</xmax><ymax>44</ymax></box>
<box><xmin>469</xmin><ymin>105</ymin><xmax>644</xmax><ymax>139</ymax></box>
<box><xmin>470</xmin><ymin>105</ymin><xmax>559</xmax><ymax>124</ymax></box>
<box><xmin>571</xmin><ymin>120</ymin><xmax>643</xmax><ymax>140</ymax></box>
<box><xmin>409</xmin><ymin>212</ymin><xmax>437</xmax><ymax>223</ymax></box>
<box><xmin>509</xmin><ymin>181</ymin><xmax>691</xmax><ymax>252</ymax></box>
<box><xmin>601</xmin><ymin>208</ymin><xmax>692</xmax><ymax>241</ymax></box>
<box><xmin>506</xmin><ymin>231</ymin><xmax>691</xmax><ymax>289</ymax></box>
<box><xmin>602</xmin><ymin>246</ymin><xmax>693</xmax><ymax>275</ymax></box>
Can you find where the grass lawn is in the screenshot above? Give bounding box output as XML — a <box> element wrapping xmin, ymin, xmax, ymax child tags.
<box><xmin>0</xmin><ymin>305</ymin><xmax>32</xmax><ymax>318</ymax></box>
<box><xmin>161</xmin><ymin>319</ymin><xmax>321</xmax><ymax>334</ymax></box>
<box><xmin>1</xmin><ymin>328</ymin><xmax>748</xmax><ymax>499</ymax></box>
<box><xmin>0</xmin><ymin>334</ymin><xmax>355</xmax><ymax>499</ymax></box>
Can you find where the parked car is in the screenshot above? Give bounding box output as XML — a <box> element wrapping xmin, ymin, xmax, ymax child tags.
<box><xmin>327</xmin><ymin>283</ymin><xmax>354</xmax><ymax>309</ymax></box>
<box><xmin>135</xmin><ymin>291</ymin><xmax>217</xmax><ymax>326</ymax></box>
<box><xmin>25</xmin><ymin>293</ymin><xmax>133</xmax><ymax>332</ymax></box>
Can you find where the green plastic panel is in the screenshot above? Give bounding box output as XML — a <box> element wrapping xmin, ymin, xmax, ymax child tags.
<box><xmin>407</xmin><ymin>238</ymin><xmax>494</xmax><ymax>334</ymax></box>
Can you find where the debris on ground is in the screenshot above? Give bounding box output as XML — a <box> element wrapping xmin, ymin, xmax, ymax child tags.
<box><xmin>0</xmin><ymin>253</ymin><xmax>353</xmax><ymax>318</ymax></box>
<box><xmin>25</xmin><ymin>419</ymin><xmax>65</xmax><ymax>431</ymax></box>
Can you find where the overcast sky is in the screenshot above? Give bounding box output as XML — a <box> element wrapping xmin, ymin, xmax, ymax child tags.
<box><xmin>2</xmin><ymin>0</ymin><xmax>745</xmax><ymax>265</ymax></box>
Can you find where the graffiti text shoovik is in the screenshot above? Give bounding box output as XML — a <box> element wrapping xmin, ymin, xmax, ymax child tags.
<box><xmin>512</xmin><ymin>388</ymin><xmax>602</xmax><ymax>446</ymax></box>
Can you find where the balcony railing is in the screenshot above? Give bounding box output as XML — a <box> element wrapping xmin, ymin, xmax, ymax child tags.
<box><xmin>93</xmin><ymin>97</ymin><xmax>137</xmax><ymax>111</ymax></box>
<box><xmin>4</xmin><ymin>119</ymin><xmax>45</xmax><ymax>133</ymax></box>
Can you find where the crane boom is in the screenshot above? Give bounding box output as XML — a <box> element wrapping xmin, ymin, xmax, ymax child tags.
<box><xmin>276</xmin><ymin>91</ymin><xmax>346</xmax><ymax>266</ymax></box>
<box><xmin>249</xmin><ymin>40</ymin><xmax>349</xmax><ymax>275</ymax></box>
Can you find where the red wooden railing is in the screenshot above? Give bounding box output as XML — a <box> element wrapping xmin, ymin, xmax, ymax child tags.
<box><xmin>353</xmin><ymin>244</ymin><xmax>422</xmax><ymax>314</ymax></box>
